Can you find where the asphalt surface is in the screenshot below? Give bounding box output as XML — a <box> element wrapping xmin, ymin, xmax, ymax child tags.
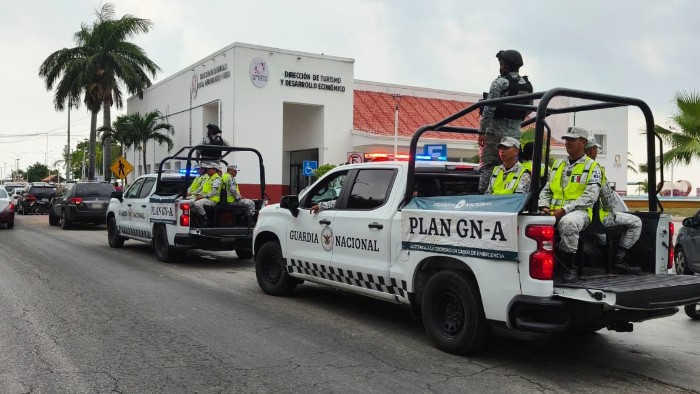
<box><xmin>0</xmin><ymin>214</ymin><xmax>698</xmax><ymax>393</ymax></box>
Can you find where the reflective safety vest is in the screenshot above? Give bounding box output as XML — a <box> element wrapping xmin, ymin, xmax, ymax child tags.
<box><xmin>490</xmin><ymin>164</ymin><xmax>529</xmax><ymax>195</ymax></box>
<box><xmin>522</xmin><ymin>161</ymin><xmax>547</xmax><ymax>178</ymax></box>
<box><xmin>221</xmin><ymin>173</ymin><xmax>238</xmax><ymax>203</ymax></box>
<box><xmin>596</xmin><ymin>166</ymin><xmax>611</xmax><ymax>222</ymax></box>
<box><xmin>201</xmin><ymin>173</ymin><xmax>221</xmax><ymax>203</ymax></box>
<box><xmin>549</xmin><ymin>157</ymin><xmax>599</xmax><ymax>219</ymax></box>
<box><xmin>188</xmin><ymin>174</ymin><xmax>207</xmax><ymax>193</ymax></box>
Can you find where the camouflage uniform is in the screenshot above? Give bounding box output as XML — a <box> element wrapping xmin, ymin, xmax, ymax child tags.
<box><xmin>485</xmin><ymin>161</ymin><xmax>531</xmax><ymax>194</ymax></box>
<box><xmin>538</xmin><ymin>156</ymin><xmax>602</xmax><ymax>253</ymax></box>
<box><xmin>598</xmin><ymin>168</ymin><xmax>642</xmax><ymax>249</ymax></box>
<box><xmin>478</xmin><ymin>72</ymin><xmax>527</xmax><ymax>193</ymax></box>
<box><xmin>194</xmin><ymin>175</ymin><xmax>222</xmax><ymax>216</ymax></box>
<box><xmin>225</xmin><ymin>175</ymin><xmax>255</xmax><ymax>215</ymax></box>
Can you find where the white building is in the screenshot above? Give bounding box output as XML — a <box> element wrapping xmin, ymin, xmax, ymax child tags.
<box><xmin>126</xmin><ymin>43</ymin><xmax>628</xmax><ymax>201</ymax></box>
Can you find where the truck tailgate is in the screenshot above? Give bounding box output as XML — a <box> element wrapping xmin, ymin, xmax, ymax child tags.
<box><xmin>554</xmin><ymin>274</ymin><xmax>700</xmax><ymax>309</ymax></box>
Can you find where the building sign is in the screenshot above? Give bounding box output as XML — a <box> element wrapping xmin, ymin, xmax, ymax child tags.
<box><xmin>249</xmin><ymin>57</ymin><xmax>269</xmax><ymax>88</ymax></box>
<box><xmin>280</xmin><ymin>70</ymin><xmax>346</xmax><ymax>93</ymax></box>
<box><xmin>194</xmin><ymin>63</ymin><xmax>230</xmax><ymax>92</ymax></box>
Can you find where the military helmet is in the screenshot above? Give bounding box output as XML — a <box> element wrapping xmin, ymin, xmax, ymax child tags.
<box><xmin>496</xmin><ymin>50</ymin><xmax>524</xmax><ymax>67</ymax></box>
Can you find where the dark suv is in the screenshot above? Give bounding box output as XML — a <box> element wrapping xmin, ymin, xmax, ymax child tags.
<box><xmin>49</xmin><ymin>182</ymin><xmax>115</xmax><ymax>229</ymax></box>
<box><xmin>17</xmin><ymin>183</ymin><xmax>57</xmax><ymax>215</ymax></box>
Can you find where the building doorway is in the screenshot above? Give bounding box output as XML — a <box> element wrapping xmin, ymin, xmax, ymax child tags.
<box><xmin>289</xmin><ymin>148</ymin><xmax>319</xmax><ymax>195</ymax></box>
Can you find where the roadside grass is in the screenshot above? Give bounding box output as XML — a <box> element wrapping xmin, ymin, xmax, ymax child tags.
<box><xmin>660</xmin><ymin>207</ymin><xmax>697</xmax><ymax>219</ymax></box>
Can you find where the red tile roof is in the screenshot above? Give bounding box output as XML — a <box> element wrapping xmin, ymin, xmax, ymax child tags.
<box><xmin>353</xmin><ymin>90</ymin><xmax>479</xmax><ymax>141</ymax></box>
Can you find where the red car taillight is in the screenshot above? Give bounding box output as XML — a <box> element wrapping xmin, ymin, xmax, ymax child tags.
<box><xmin>68</xmin><ymin>197</ymin><xmax>83</xmax><ymax>205</ymax></box>
<box><xmin>9</xmin><ymin>202</ymin><xmax>14</xmax><ymax>212</ymax></box>
<box><xmin>179</xmin><ymin>202</ymin><xmax>190</xmax><ymax>227</ymax></box>
<box><xmin>26</xmin><ymin>194</ymin><xmax>36</xmax><ymax>202</ymax></box>
<box><xmin>526</xmin><ymin>224</ymin><xmax>555</xmax><ymax>280</ymax></box>
<box><xmin>668</xmin><ymin>222</ymin><xmax>675</xmax><ymax>270</ymax></box>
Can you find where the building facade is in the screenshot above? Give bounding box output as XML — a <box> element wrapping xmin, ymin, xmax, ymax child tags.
<box><xmin>126</xmin><ymin>43</ymin><xmax>628</xmax><ymax>201</ymax></box>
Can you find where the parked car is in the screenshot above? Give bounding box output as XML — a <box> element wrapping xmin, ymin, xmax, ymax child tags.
<box><xmin>16</xmin><ymin>183</ymin><xmax>57</xmax><ymax>215</ymax></box>
<box><xmin>48</xmin><ymin>181</ymin><xmax>115</xmax><ymax>229</ymax></box>
<box><xmin>674</xmin><ymin>209</ymin><xmax>700</xmax><ymax>319</ymax></box>
<box><xmin>2</xmin><ymin>182</ymin><xmax>27</xmax><ymax>195</ymax></box>
<box><xmin>0</xmin><ymin>186</ymin><xmax>15</xmax><ymax>229</ymax></box>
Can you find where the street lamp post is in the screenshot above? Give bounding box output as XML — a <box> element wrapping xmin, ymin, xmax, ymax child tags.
<box><xmin>391</xmin><ymin>94</ymin><xmax>402</xmax><ymax>158</ymax></box>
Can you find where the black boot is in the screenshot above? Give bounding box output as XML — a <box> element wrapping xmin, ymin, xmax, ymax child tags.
<box><xmin>613</xmin><ymin>249</ymin><xmax>641</xmax><ymax>275</ymax></box>
<box><xmin>558</xmin><ymin>251</ymin><xmax>579</xmax><ymax>283</ymax></box>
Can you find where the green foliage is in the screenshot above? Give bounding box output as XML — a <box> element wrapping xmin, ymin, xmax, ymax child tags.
<box><xmin>655</xmin><ymin>90</ymin><xmax>700</xmax><ymax>168</ymax></box>
<box><xmin>313</xmin><ymin>163</ymin><xmax>338</xmax><ymax>179</ymax></box>
<box><xmin>107</xmin><ymin>110</ymin><xmax>174</xmax><ymax>175</ymax></box>
<box><xmin>26</xmin><ymin>163</ymin><xmax>49</xmax><ymax>182</ymax></box>
<box><xmin>39</xmin><ymin>3</ymin><xmax>160</xmax><ymax>180</ymax></box>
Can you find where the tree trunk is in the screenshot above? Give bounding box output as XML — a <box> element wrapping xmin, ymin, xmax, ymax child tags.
<box><xmin>103</xmin><ymin>102</ymin><xmax>112</xmax><ymax>181</ymax></box>
<box><xmin>88</xmin><ymin>110</ymin><xmax>98</xmax><ymax>180</ymax></box>
<box><xmin>142</xmin><ymin>146</ymin><xmax>147</xmax><ymax>175</ymax></box>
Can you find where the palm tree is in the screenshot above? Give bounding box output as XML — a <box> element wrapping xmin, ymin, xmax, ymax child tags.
<box><xmin>655</xmin><ymin>91</ymin><xmax>700</xmax><ymax>168</ymax></box>
<box><xmin>111</xmin><ymin>111</ymin><xmax>175</xmax><ymax>173</ymax></box>
<box><xmin>39</xmin><ymin>3</ymin><xmax>160</xmax><ymax>180</ymax></box>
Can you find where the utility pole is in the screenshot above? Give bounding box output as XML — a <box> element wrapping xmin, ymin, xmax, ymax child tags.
<box><xmin>391</xmin><ymin>94</ymin><xmax>402</xmax><ymax>158</ymax></box>
<box><xmin>67</xmin><ymin>99</ymin><xmax>71</xmax><ymax>182</ymax></box>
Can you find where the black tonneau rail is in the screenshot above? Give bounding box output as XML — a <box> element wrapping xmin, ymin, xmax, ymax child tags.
<box><xmin>406</xmin><ymin>88</ymin><xmax>663</xmax><ymax>213</ymax></box>
<box><xmin>156</xmin><ymin>145</ymin><xmax>266</xmax><ymax>200</ymax></box>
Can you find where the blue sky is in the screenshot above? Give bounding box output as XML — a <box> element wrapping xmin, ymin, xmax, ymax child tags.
<box><xmin>2</xmin><ymin>0</ymin><xmax>698</xmax><ymax>189</ymax></box>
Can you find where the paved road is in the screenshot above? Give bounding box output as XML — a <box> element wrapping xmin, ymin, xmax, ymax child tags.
<box><xmin>0</xmin><ymin>214</ymin><xmax>698</xmax><ymax>393</ymax></box>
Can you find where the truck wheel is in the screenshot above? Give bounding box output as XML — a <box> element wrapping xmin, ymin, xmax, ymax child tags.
<box><xmin>685</xmin><ymin>303</ymin><xmax>700</xmax><ymax>320</ymax></box>
<box><xmin>675</xmin><ymin>247</ymin><xmax>692</xmax><ymax>275</ymax></box>
<box><xmin>48</xmin><ymin>209</ymin><xmax>59</xmax><ymax>226</ymax></box>
<box><xmin>154</xmin><ymin>225</ymin><xmax>177</xmax><ymax>263</ymax></box>
<box><xmin>107</xmin><ymin>216</ymin><xmax>125</xmax><ymax>248</ymax></box>
<box><xmin>421</xmin><ymin>271</ymin><xmax>490</xmax><ymax>355</ymax></box>
<box><xmin>61</xmin><ymin>210</ymin><xmax>71</xmax><ymax>230</ymax></box>
<box><xmin>235</xmin><ymin>247</ymin><xmax>253</xmax><ymax>260</ymax></box>
<box><xmin>255</xmin><ymin>242</ymin><xmax>296</xmax><ymax>296</ymax></box>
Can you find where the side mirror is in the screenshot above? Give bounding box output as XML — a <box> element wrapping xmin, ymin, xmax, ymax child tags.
<box><xmin>111</xmin><ymin>191</ymin><xmax>123</xmax><ymax>202</ymax></box>
<box><xmin>280</xmin><ymin>195</ymin><xmax>300</xmax><ymax>217</ymax></box>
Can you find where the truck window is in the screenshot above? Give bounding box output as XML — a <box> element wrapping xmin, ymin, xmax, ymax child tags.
<box><xmin>124</xmin><ymin>178</ymin><xmax>145</xmax><ymax>199</ymax></box>
<box><xmin>346</xmin><ymin>169</ymin><xmax>396</xmax><ymax>210</ymax></box>
<box><xmin>301</xmin><ymin>171</ymin><xmax>348</xmax><ymax>208</ymax></box>
<box><xmin>138</xmin><ymin>178</ymin><xmax>157</xmax><ymax>199</ymax></box>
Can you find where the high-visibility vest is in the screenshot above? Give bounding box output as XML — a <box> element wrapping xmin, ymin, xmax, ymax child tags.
<box><xmin>522</xmin><ymin>161</ymin><xmax>548</xmax><ymax>177</ymax></box>
<box><xmin>549</xmin><ymin>157</ymin><xmax>599</xmax><ymax>219</ymax></box>
<box><xmin>490</xmin><ymin>164</ymin><xmax>529</xmax><ymax>195</ymax></box>
<box><xmin>201</xmin><ymin>173</ymin><xmax>221</xmax><ymax>203</ymax></box>
<box><xmin>221</xmin><ymin>173</ymin><xmax>238</xmax><ymax>203</ymax></box>
<box><xmin>596</xmin><ymin>166</ymin><xmax>611</xmax><ymax>222</ymax></box>
<box><xmin>188</xmin><ymin>174</ymin><xmax>207</xmax><ymax>193</ymax></box>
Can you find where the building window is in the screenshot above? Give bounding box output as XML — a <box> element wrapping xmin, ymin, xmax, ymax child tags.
<box><xmin>593</xmin><ymin>133</ymin><xmax>606</xmax><ymax>155</ymax></box>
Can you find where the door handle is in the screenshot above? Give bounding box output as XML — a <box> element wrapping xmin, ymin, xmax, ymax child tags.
<box><xmin>319</xmin><ymin>219</ymin><xmax>331</xmax><ymax>225</ymax></box>
<box><xmin>368</xmin><ymin>222</ymin><xmax>383</xmax><ymax>229</ymax></box>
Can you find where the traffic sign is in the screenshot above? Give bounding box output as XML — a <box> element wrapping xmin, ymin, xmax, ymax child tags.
<box><xmin>347</xmin><ymin>152</ymin><xmax>363</xmax><ymax>164</ymax></box>
<box><xmin>302</xmin><ymin>160</ymin><xmax>318</xmax><ymax>176</ymax></box>
<box><xmin>111</xmin><ymin>156</ymin><xmax>133</xmax><ymax>179</ymax></box>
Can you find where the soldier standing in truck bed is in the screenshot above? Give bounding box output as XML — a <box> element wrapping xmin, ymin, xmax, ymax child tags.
<box><xmin>478</xmin><ymin>49</ymin><xmax>533</xmax><ymax>194</ymax></box>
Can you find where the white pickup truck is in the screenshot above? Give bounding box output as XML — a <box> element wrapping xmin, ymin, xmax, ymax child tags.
<box><xmin>252</xmin><ymin>88</ymin><xmax>700</xmax><ymax>354</ymax></box>
<box><xmin>106</xmin><ymin>145</ymin><xmax>267</xmax><ymax>262</ymax></box>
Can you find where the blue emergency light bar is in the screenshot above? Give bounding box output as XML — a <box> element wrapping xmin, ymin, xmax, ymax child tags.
<box><xmin>179</xmin><ymin>168</ymin><xmax>199</xmax><ymax>176</ymax></box>
<box><xmin>415</xmin><ymin>155</ymin><xmax>447</xmax><ymax>161</ymax></box>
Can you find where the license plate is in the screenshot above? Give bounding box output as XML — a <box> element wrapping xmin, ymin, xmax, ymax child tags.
<box><xmin>41</xmin><ymin>198</ymin><xmax>48</xmax><ymax>202</ymax></box>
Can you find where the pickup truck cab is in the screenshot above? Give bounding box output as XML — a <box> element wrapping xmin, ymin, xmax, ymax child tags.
<box><xmin>253</xmin><ymin>87</ymin><xmax>700</xmax><ymax>355</ymax></box>
<box><xmin>107</xmin><ymin>145</ymin><xmax>267</xmax><ymax>262</ymax></box>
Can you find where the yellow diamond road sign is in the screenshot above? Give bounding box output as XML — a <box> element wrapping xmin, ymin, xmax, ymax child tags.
<box><xmin>111</xmin><ymin>156</ymin><xmax>133</xmax><ymax>179</ymax></box>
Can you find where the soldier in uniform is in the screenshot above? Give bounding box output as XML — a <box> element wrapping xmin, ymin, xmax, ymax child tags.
<box><xmin>187</xmin><ymin>164</ymin><xmax>208</xmax><ymax>201</ymax></box>
<box><xmin>222</xmin><ymin>164</ymin><xmax>255</xmax><ymax>215</ymax></box>
<box><xmin>198</xmin><ymin>123</ymin><xmax>229</xmax><ymax>161</ymax></box>
<box><xmin>485</xmin><ymin>136</ymin><xmax>531</xmax><ymax>195</ymax></box>
<box><xmin>585</xmin><ymin>134</ymin><xmax>642</xmax><ymax>274</ymax></box>
<box><xmin>478</xmin><ymin>49</ymin><xmax>533</xmax><ymax>194</ymax></box>
<box><xmin>538</xmin><ymin>127</ymin><xmax>602</xmax><ymax>282</ymax></box>
<box><xmin>193</xmin><ymin>163</ymin><xmax>222</xmax><ymax>227</ymax></box>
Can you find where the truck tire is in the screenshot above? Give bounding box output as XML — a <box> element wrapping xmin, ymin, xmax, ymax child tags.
<box><xmin>685</xmin><ymin>303</ymin><xmax>700</xmax><ymax>320</ymax></box>
<box><xmin>48</xmin><ymin>209</ymin><xmax>59</xmax><ymax>226</ymax></box>
<box><xmin>236</xmin><ymin>247</ymin><xmax>253</xmax><ymax>260</ymax></box>
<box><xmin>154</xmin><ymin>225</ymin><xmax>177</xmax><ymax>263</ymax></box>
<box><xmin>675</xmin><ymin>247</ymin><xmax>692</xmax><ymax>275</ymax></box>
<box><xmin>107</xmin><ymin>216</ymin><xmax>125</xmax><ymax>248</ymax></box>
<box><xmin>61</xmin><ymin>210</ymin><xmax>71</xmax><ymax>230</ymax></box>
<box><xmin>421</xmin><ymin>271</ymin><xmax>490</xmax><ymax>355</ymax></box>
<box><xmin>255</xmin><ymin>242</ymin><xmax>297</xmax><ymax>296</ymax></box>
